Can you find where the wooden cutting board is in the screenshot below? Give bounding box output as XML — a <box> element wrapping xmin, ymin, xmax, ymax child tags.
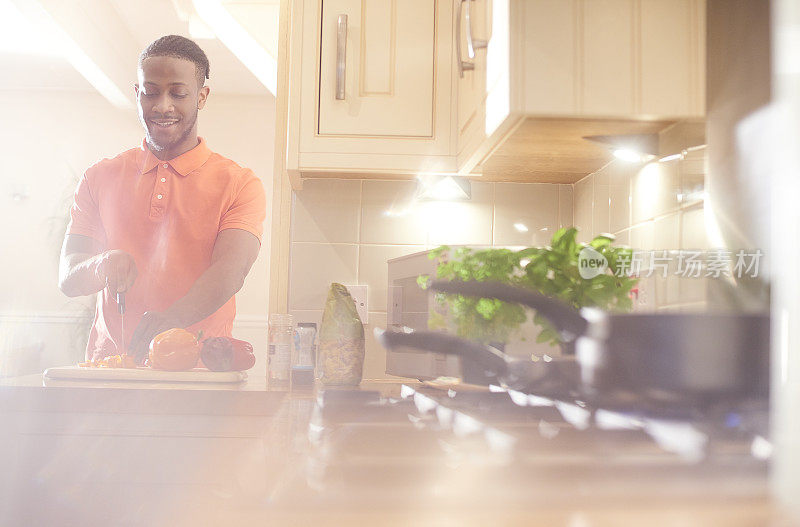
<box><xmin>43</xmin><ymin>366</ymin><xmax>247</xmax><ymax>383</ymax></box>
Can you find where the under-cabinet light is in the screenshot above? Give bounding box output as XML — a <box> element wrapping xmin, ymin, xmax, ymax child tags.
<box><xmin>613</xmin><ymin>149</ymin><xmax>654</xmax><ymax>163</ymax></box>
<box><xmin>416</xmin><ymin>176</ymin><xmax>472</xmax><ymax>201</ymax></box>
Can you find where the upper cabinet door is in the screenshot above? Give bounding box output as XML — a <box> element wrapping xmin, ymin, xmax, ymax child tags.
<box><xmin>318</xmin><ymin>0</ymin><xmax>436</xmax><ymax>137</ymax></box>
<box><xmin>457</xmin><ymin>0</ymin><xmax>489</xmax><ymax>159</ymax></box>
<box><xmin>638</xmin><ymin>0</ymin><xmax>705</xmax><ymax>116</ymax></box>
<box><xmin>580</xmin><ymin>0</ymin><xmax>635</xmax><ymax>115</ymax></box>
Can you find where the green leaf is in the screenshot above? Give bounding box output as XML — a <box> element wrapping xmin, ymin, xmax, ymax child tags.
<box><xmin>590</xmin><ymin>234</ymin><xmax>614</xmax><ymax>250</ymax></box>
<box><xmin>426</xmin><ymin>227</ymin><xmax>636</xmax><ymax>347</ymax></box>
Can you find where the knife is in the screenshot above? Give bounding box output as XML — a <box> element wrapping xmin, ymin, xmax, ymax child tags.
<box><xmin>116</xmin><ymin>291</ymin><xmax>126</xmax><ymax>355</ymax></box>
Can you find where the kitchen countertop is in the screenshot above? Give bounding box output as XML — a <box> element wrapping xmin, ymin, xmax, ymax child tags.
<box><xmin>0</xmin><ymin>372</ymin><xmax>287</xmax><ymax>417</ymax></box>
<box><xmin>0</xmin><ymin>375</ymin><xmax>794</xmax><ymax>526</ymax></box>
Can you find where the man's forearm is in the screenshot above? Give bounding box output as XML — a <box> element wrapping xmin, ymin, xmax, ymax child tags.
<box><xmin>162</xmin><ymin>261</ymin><xmax>248</xmax><ymax>328</ymax></box>
<box><xmin>59</xmin><ymin>252</ymin><xmax>105</xmax><ymax>297</ymax></box>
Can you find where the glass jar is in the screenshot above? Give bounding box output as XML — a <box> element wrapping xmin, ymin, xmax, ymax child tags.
<box><xmin>291</xmin><ymin>322</ymin><xmax>317</xmax><ymax>387</ymax></box>
<box><xmin>268</xmin><ymin>313</ymin><xmax>293</xmax><ymax>386</ymax></box>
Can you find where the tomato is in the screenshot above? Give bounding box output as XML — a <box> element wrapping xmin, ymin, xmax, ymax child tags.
<box><xmin>148</xmin><ymin>328</ymin><xmax>200</xmax><ymax>371</ymax></box>
<box><xmin>229</xmin><ymin>338</ymin><xmax>256</xmax><ymax>371</ymax></box>
<box><xmin>201</xmin><ymin>337</ymin><xmax>234</xmax><ymax>371</ymax></box>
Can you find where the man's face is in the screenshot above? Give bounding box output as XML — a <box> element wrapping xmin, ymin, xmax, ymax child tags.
<box><xmin>135</xmin><ymin>56</ymin><xmax>209</xmax><ymax>156</ymax></box>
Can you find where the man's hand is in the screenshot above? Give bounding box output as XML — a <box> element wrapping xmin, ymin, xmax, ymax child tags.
<box><xmin>94</xmin><ymin>250</ymin><xmax>138</xmax><ymax>294</ymax></box>
<box><xmin>129</xmin><ymin>311</ymin><xmax>184</xmax><ymax>362</ymax></box>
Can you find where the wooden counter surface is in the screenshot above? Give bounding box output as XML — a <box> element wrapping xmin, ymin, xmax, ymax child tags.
<box><xmin>0</xmin><ymin>376</ymin><xmax>795</xmax><ymax>526</ymax></box>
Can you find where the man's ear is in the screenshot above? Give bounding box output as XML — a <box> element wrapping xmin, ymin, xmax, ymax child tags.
<box><xmin>197</xmin><ymin>86</ymin><xmax>210</xmax><ymax>109</ymax></box>
<box><xmin>133</xmin><ymin>84</ymin><xmax>139</xmax><ymax>98</ymax></box>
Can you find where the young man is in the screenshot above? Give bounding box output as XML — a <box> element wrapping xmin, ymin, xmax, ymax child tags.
<box><xmin>59</xmin><ymin>35</ymin><xmax>266</xmax><ymax>362</ymax></box>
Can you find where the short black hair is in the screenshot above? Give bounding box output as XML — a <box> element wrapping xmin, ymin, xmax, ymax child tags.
<box><xmin>139</xmin><ymin>35</ymin><xmax>210</xmax><ymax>86</ymax></box>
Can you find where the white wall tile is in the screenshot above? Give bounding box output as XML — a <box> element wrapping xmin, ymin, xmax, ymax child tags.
<box><xmin>493</xmin><ymin>183</ymin><xmax>559</xmax><ymax>246</ymax></box>
<box><xmin>681</xmin><ymin>206</ymin><xmax>710</xmax><ymax>250</ymax></box>
<box><xmin>680</xmin><ymin>147</ymin><xmax>706</xmax><ymax>207</ymax></box>
<box><xmin>609</xmin><ymin>163</ymin><xmax>634</xmax><ymax>233</ymax></box>
<box><xmin>558</xmin><ymin>184</ymin><xmax>573</xmax><ymax>228</ymax></box>
<box><xmin>654</xmin><ymin>212</ymin><xmax>681</xmax><ymax>251</ymax></box>
<box><xmin>359</xmin><ymin>245</ymin><xmax>426</xmax><ymax>314</ymax></box>
<box><xmin>292</xmin><ymin>179</ymin><xmax>361</xmax><ymax>243</ymax></box>
<box><xmin>652</xmin><ymin>214</ymin><xmax>682</xmax><ymax>307</ymax></box>
<box><xmin>289</xmin><ymin>243</ymin><xmax>358</xmax><ymax>311</ymax></box>
<box><xmin>613</xmin><ymin>229</ymin><xmax>630</xmax><ymax>246</ymax></box>
<box><xmin>363</xmin><ymin>311</ymin><xmax>392</xmax><ymax>380</ymax></box>
<box><xmin>289</xmin><ymin>310</ymin><xmax>323</xmax><ymax>328</ymax></box>
<box><xmin>425</xmin><ymin>181</ymin><xmax>494</xmax><ymax>246</ymax></box>
<box><xmin>361</xmin><ymin>180</ymin><xmax>428</xmax><ymax>245</ymax></box>
<box><xmin>574</xmin><ymin>175</ymin><xmax>594</xmax><ymax>242</ymax></box>
<box><xmin>629</xmin><ymin>221</ymin><xmax>655</xmax><ymax>252</ymax></box>
<box><xmin>593</xmin><ymin>171</ymin><xmax>611</xmax><ymax>235</ymax></box>
<box><xmin>631</xmin><ymin>161</ymin><xmax>681</xmax><ymax>223</ymax></box>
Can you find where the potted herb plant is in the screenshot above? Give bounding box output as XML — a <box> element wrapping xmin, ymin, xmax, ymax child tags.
<box><xmin>418</xmin><ymin>227</ymin><xmax>637</xmax><ymax>353</ymax></box>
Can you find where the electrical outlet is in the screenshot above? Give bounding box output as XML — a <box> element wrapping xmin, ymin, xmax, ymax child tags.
<box><xmin>345</xmin><ymin>285</ymin><xmax>369</xmax><ymax>324</ymax></box>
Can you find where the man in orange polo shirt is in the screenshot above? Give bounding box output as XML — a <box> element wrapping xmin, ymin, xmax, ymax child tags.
<box><xmin>58</xmin><ymin>35</ymin><xmax>266</xmax><ymax>362</ymax></box>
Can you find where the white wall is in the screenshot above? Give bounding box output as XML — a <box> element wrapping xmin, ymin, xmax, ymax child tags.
<box><xmin>0</xmin><ymin>90</ymin><xmax>275</xmax><ymax>377</ymax></box>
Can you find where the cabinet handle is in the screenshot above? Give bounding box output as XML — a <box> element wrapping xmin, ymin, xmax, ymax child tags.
<box><xmin>456</xmin><ymin>0</ymin><xmax>473</xmax><ymax>77</ymax></box>
<box><xmin>465</xmin><ymin>0</ymin><xmax>487</xmax><ymax>59</ymax></box>
<box><xmin>457</xmin><ymin>0</ymin><xmax>487</xmax><ymax>77</ymax></box>
<box><xmin>336</xmin><ymin>14</ymin><xmax>347</xmax><ymax>100</ymax></box>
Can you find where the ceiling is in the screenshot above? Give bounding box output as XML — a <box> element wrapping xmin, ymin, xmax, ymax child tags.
<box><xmin>0</xmin><ymin>0</ymin><xmax>279</xmax><ymax>98</ymax></box>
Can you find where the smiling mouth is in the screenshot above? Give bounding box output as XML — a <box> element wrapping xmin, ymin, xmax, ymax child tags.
<box><xmin>151</xmin><ymin>119</ymin><xmax>179</xmax><ymax>128</ymax></box>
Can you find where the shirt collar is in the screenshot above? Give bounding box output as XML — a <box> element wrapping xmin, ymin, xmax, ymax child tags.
<box><xmin>139</xmin><ymin>137</ymin><xmax>212</xmax><ymax>177</ymax></box>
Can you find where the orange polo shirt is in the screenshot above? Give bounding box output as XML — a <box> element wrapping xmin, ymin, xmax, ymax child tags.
<box><xmin>67</xmin><ymin>138</ymin><xmax>266</xmax><ymax>361</ymax></box>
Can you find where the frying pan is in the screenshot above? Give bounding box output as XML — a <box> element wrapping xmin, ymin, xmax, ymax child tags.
<box><xmin>374</xmin><ymin>328</ymin><xmax>581</xmax><ymax>397</ymax></box>
<box><xmin>429</xmin><ymin>280</ymin><xmax>770</xmax><ymax>405</ymax></box>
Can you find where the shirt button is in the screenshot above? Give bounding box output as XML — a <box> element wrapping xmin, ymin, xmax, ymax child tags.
<box><xmin>160</xmin><ymin>178</ymin><xmax>166</xmax><ymax>183</ymax></box>
<box><xmin>163</xmin><ymin>163</ymin><xmax>168</xmax><ymax>169</ymax></box>
<box><xmin>157</xmin><ymin>194</ymin><xmax>163</xmax><ymax>199</ymax></box>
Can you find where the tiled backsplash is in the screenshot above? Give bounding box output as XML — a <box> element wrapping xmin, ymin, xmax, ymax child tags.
<box><xmin>288</xmin><ymin>151</ymin><xmax>711</xmax><ymax>379</ymax></box>
<box><xmin>289</xmin><ymin>179</ymin><xmax>573</xmax><ymax>378</ymax></box>
<box><xmin>573</xmin><ymin>147</ymin><xmax>710</xmax><ymax>312</ymax></box>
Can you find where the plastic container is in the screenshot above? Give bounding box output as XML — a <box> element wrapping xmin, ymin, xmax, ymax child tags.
<box><xmin>292</xmin><ymin>322</ymin><xmax>317</xmax><ymax>387</ymax></box>
<box><xmin>268</xmin><ymin>313</ymin><xmax>293</xmax><ymax>385</ymax></box>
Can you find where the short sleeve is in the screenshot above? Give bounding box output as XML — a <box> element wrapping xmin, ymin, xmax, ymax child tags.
<box><xmin>219</xmin><ymin>171</ymin><xmax>267</xmax><ymax>242</ymax></box>
<box><xmin>66</xmin><ymin>172</ymin><xmax>106</xmax><ymax>245</ymax></box>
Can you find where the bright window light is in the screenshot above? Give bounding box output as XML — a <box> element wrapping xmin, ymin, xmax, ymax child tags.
<box><xmin>4</xmin><ymin>0</ymin><xmax>132</xmax><ymax>109</ymax></box>
<box><xmin>0</xmin><ymin>0</ymin><xmax>58</xmax><ymax>56</ymax></box>
<box><xmin>193</xmin><ymin>0</ymin><xmax>278</xmax><ymax>95</ymax></box>
<box><xmin>513</xmin><ymin>223</ymin><xmax>529</xmax><ymax>232</ymax></box>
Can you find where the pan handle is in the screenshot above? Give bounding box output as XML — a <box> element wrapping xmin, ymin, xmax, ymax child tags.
<box><xmin>429</xmin><ymin>280</ymin><xmax>590</xmax><ymax>341</ymax></box>
<box><xmin>374</xmin><ymin>328</ymin><xmax>508</xmax><ymax>376</ymax></box>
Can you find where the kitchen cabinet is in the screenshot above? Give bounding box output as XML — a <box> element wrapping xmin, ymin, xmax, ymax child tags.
<box><xmin>456</xmin><ymin>0</ymin><xmax>489</xmax><ymax>167</ymax></box>
<box><xmin>276</xmin><ymin>0</ymin><xmax>705</xmax><ymax>186</ymax></box>
<box><xmin>281</xmin><ymin>0</ymin><xmax>458</xmax><ymax>188</ymax></box>
<box><xmin>458</xmin><ymin>0</ymin><xmax>706</xmax><ymax>179</ymax></box>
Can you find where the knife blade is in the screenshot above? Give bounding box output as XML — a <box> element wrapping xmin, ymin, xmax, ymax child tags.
<box><xmin>116</xmin><ymin>291</ymin><xmax>126</xmax><ymax>355</ymax></box>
